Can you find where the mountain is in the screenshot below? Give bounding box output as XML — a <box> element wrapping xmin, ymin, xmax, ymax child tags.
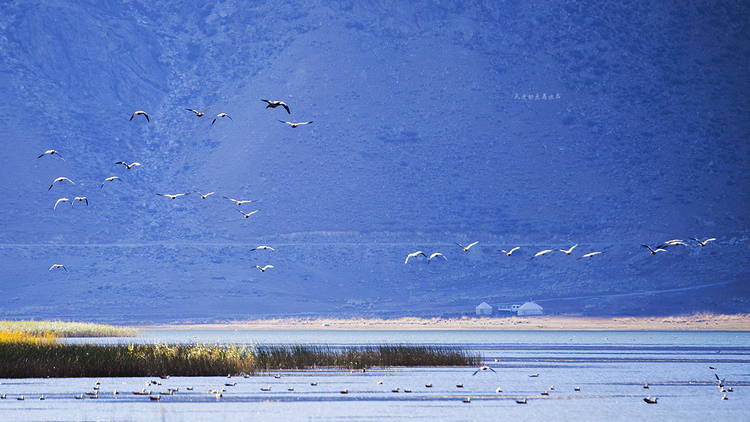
<box><xmin>0</xmin><ymin>1</ymin><xmax>748</xmax><ymax>323</ymax></box>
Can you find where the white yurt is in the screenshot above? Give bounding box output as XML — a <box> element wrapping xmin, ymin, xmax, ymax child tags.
<box><xmin>475</xmin><ymin>302</ymin><xmax>493</xmax><ymax>316</ymax></box>
<box><xmin>516</xmin><ymin>301</ymin><xmax>543</xmax><ymax>316</ymax></box>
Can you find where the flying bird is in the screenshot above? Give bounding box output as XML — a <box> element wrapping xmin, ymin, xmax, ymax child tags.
<box><xmin>101</xmin><ymin>176</ymin><xmax>122</xmax><ymax>188</ymax></box>
<box><xmin>54</xmin><ymin>198</ymin><xmax>73</xmax><ymax>209</ymax></box>
<box><xmin>196</xmin><ymin>191</ymin><xmax>216</xmax><ymax>199</ymax></box>
<box><xmin>252</xmin><ymin>265</ymin><xmax>274</xmax><ymax>272</ymax></box>
<box><xmin>657</xmin><ymin>239</ymin><xmax>691</xmax><ymax>249</ymax></box>
<box><xmin>237</xmin><ymin>209</ymin><xmax>259</xmax><ymax>218</ymax></box>
<box><xmin>115</xmin><ymin>161</ymin><xmax>141</xmax><ymax>169</ymax></box>
<box><xmin>157</xmin><ymin>193</ymin><xmax>191</xmax><ymax>199</ymax></box>
<box><xmin>261</xmin><ymin>99</ymin><xmax>290</xmax><ymax>114</ymax></box>
<box><xmin>49</xmin><ymin>264</ymin><xmax>67</xmax><ymax>271</ymax></box>
<box><xmin>643</xmin><ymin>397</ymin><xmax>658</xmax><ymax>404</ymax></box>
<box><xmin>428</xmin><ymin>252</ymin><xmax>447</xmax><ymax>263</ymax></box>
<box><xmin>472</xmin><ymin>365</ymin><xmax>496</xmax><ymax>376</ymax></box>
<box><xmin>212</xmin><ymin>113</ymin><xmax>232</xmax><ymax>124</ymax></box>
<box><xmin>38</xmin><ymin>150</ymin><xmax>65</xmax><ymax>161</ymax></box>
<box><xmin>186</xmin><ymin>107</ymin><xmax>210</xmax><ymax>117</ymax></box>
<box><xmin>532</xmin><ymin>249</ymin><xmax>556</xmax><ymax>259</ymax></box>
<box><xmin>130</xmin><ymin>110</ymin><xmax>149</xmax><ymax>122</ymax></box>
<box><xmin>578</xmin><ymin>251</ymin><xmax>603</xmax><ymax>259</ymax></box>
<box><xmin>48</xmin><ymin>177</ymin><xmax>75</xmax><ymax>190</ymax></box>
<box><xmin>559</xmin><ymin>243</ymin><xmax>579</xmax><ymax>255</ymax></box>
<box><xmin>642</xmin><ymin>245</ymin><xmax>667</xmax><ymax>255</ymax></box>
<box><xmin>251</xmin><ymin>246</ymin><xmax>277</xmax><ymax>251</ymax></box>
<box><xmin>690</xmin><ymin>237</ymin><xmax>716</xmax><ymax>247</ymax></box>
<box><xmin>455</xmin><ymin>241</ymin><xmax>479</xmax><ymax>252</ymax></box>
<box><xmin>499</xmin><ymin>247</ymin><xmax>520</xmax><ymax>256</ymax></box>
<box><xmin>223</xmin><ymin>197</ymin><xmax>258</xmax><ymax>206</ymax></box>
<box><xmin>73</xmin><ymin>197</ymin><xmax>88</xmax><ymax>206</ymax></box>
<box><xmin>278</xmin><ymin>120</ymin><xmax>312</xmax><ymax>128</ymax></box>
<box><xmin>405</xmin><ymin>251</ymin><xmax>427</xmax><ymax>264</ymax></box>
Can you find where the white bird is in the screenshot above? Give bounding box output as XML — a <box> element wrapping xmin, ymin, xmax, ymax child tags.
<box><xmin>49</xmin><ymin>264</ymin><xmax>67</xmax><ymax>271</ymax></box>
<box><xmin>559</xmin><ymin>243</ymin><xmax>579</xmax><ymax>255</ymax></box>
<box><xmin>48</xmin><ymin>177</ymin><xmax>75</xmax><ymax>190</ymax></box>
<box><xmin>186</xmin><ymin>107</ymin><xmax>210</xmax><ymax>117</ymax></box>
<box><xmin>261</xmin><ymin>99</ymin><xmax>290</xmax><ymax>114</ymax></box>
<box><xmin>499</xmin><ymin>247</ymin><xmax>520</xmax><ymax>256</ymax></box>
<box><xmin>578</xmin><ymin>251</ymin><xmax>603</xmax><ymax>259</ymax></box>
<box><xmin>223</xmin><ymin>197</ymin><xmax>258</xmax><ymax>206</ymax></box>
<box><xmin>115</xmin><ymin>161</ymin><xmax>141</xmax><ymax>169</ymax></box>
<box><xmin>196</xmin><ymin>191</ymin><xmax>216</xmax><ymax>199</ymax></box>
<box><xmin>405</xmin><ymin>251</ymin><xmax>427</xmax><ymax>264</ymax></box>
<box><xmin>38</xmin><ymin>150</ymin><xmax>65</xmax><ymax>161</ymax></box>
<box><xmin>212</xmin><ymin>113</ymin><xmax>232</xmax><ymax>124</ymax></box>
<box><xmin>428</xmin><ymin>252</ymin><xmax>447</xmax><ymax>263</ymax></box>
<box><xmin>157</xmin><ymin>193</ymin><xmax>191</xmax><ymax>199</ymax></box>
<box><xmin>73</xmin><ymin>197</ymin><xmax>88</xmax><ymax>206</ymax></box>
<box><xmin>532</xmin><ymin>249</ymin><xmax>556</xmax><ymax>259</ymax></box>
<box><xmin>252</xmin><ymin>265</ymin><xmax>274</xmax><ymax>272</ymax></box>
<box><xmin>658</xmin><ymin>239</ymin><xmax>691</xmax><ymax>248</ymax></box>
<box><xmin>101</xmin><ymin>176</ymin><xmax>122</xmax><ymax>188</ymax></box>
<box><xmin>130</xmin><ymin>110</ymin><xmax>149</xmax><ymax>122</ymax></box>
<box><xmin>237</xmin><ymin>209</ymin><xmax>259</xmax><ymax>218</ymax></box>
<box><xmin>278</xmin><ymin>120</ymin><xmax>312</xmax><ymax>128</ymax></box>
<box><xmin>54</xmin><ymin>198</ymin><xmax>73</xmax><ymax>209</ymax></box>
<box><xmin>642</xmin><ymin>245</ymin><xmax>667</xmax><ymax>255</ymax></box>
<box><xmin>455</xmin><ymin>241</ymin><xmax>479</xmax><ymax>252</ymax></box>
<box><xmin>251</xmin><ymin>246</ymin><xmax>277</xmax><ymax>251</ymax></box>
<box><xmin>690</xmin><ymin>237</ymin><xmax>716</xmax><ymax>247</ymax></box>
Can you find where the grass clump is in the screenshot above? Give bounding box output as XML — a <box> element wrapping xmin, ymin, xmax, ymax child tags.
<box><xmin>0</xmin><ymin>343</ymin><xmax>480</xmax><ymax>378</ymax></box>
<box><xmin>0</xmin><ymin>320</ymin><xmax>137</xmax><ymax>338</ymax></box>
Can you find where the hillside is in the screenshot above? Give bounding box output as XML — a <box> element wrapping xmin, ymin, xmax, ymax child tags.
<box><xmin>0</xmin><ymin>1</ymin><xmax>748</xmax><ymax>323</ymax></box>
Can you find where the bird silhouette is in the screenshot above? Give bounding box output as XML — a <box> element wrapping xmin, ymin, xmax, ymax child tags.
<box><xmin>237</xmin><ymin>209</ymin><xmax>259</xmax><ymax>218</ymax></box>
<box><xmin>559</xmin><ymin>243</ymin><xmax>579</xmax><ymax>255</ymax></box>
<box><xmin>101</xmin><ymin>176</ymin><xmax>122</xmax><ymax>188</ymax></box>
<box><xmin>54</xmin><ymin>198</ymin><xmax>73</xmax><ymax>209</ymax></box>
<box><xmin>48</xmin><ymin>177</ymin><xmax>75</xmax><ymax>190</ymax></box>
<box><xmin>261</xmin><ymin>99</ymin><xmax>290</xmax><ymax>114</ymax></box>
<box><xmin>49</xmin><ymin>264</ymin><xmax>67</xmax><ymax>271</ymax></box>
<box><xmin>690</xmin><ymin>237</ymin><xmax>716</xmax><ymax>247</ymax></box>
<box><xmin>499</xmin><ymin>247</ymin><xmax>520</xmax><ymax>256</ymax></box>
<box><xmin>455</xmin><ymin>241</ymin><xmax>479</xmax><ymax>252</ymax></box>
<box><xmin>278</xmin><ymin>120</ymin><xmax>312</xmax><ymax>128</ymax></box>
<box><xmin>38</xmin><ymin>150</ymin><xmax>65</xmax><ymax>161</ymax></box>
<box><xmin>428</xmin><ymin>252</ymin><xmax>447</xmax><ymax>263</ymax></box>
<box><xmin>405</xmin><ymin>251</ymin><xmax>427</xmax><ymax>264</ymax></box>
<box><xmin>186</xmin><ymin>107</ymin><xmax>210</xmax><ymax>117</ymax></box>
<box><xmin>130</xmin><ymin>110</ymin><xmax>149</xmax><ymax>122</ymax></box>
<box><xmin>252</xmin><ymin>265</ymin><xmax>274</xmax><ymax>272</ymax></box>
<box><xmin>212</xmin><ymin>113</ymin><xmax>232</xmax><ymax>124</ymax></box>
<box><xmin>115</xmin><ymin>161</ymin><xmax>141</xmax><ymax>169</ymax></box>
<box><xmin>157</xmin><ymin>193</ymin><xmax>191</xmax><ymax>199</ymax></box>
<box><xmin>642</xmin><ymin>245</ymin><xmax>667</xmax><ymax>255</ymax></box>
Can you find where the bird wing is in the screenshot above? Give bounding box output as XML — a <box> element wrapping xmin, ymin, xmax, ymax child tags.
<box><xmin>278</xmin><ymin>120</ymin><xmax>291</xmax><ymax>125</ymax></box>
<box><xmin>116</xmin><ymin>161</ymin><xmax>126</xmax><ymax>165</ymax></box>
<box><xmin>261</xmin><ymin>99</ymin><xmax>271</xmax><ymax>105</ymax></box>
<box><xmin>282</xmin><ymin>104</ymin><xmax>290</xmax><ymax>114</ymax></box>
<box><xmin>212</xmin><ymin>118</ymin><xmax>217</xmax><ymax>124</ymax></box>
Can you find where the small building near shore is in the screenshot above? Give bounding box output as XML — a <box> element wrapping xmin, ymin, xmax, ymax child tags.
<box><xmin>475</xmin><ymin>302</ymin><xmax>493</xmax><ymax>316</ymax></box>
<box><xmin>516</xmin><ymin>301</ymin><xmax>543</xmax><ymax>316</ymax></box>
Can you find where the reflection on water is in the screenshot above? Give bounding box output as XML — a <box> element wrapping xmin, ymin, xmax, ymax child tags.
<box><xmin>3</xmin><ymin>331</ymin><xmax>749</xmax><ymax>421</ymax></box>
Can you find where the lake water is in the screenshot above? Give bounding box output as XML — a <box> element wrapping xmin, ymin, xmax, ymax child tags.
<box><xmin>1</xmin><ymin>330</ymin><xmax>748</xmax><ymax>421</ymax></box>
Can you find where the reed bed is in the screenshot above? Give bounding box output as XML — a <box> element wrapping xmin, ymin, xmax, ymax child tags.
<box><xmin>0</xmin><ymin>320</ymin><xmax>137</xmax><ymax>338</ymax></box>
<box><xmin>0</xmin><ymin>342</ymin><xmax>480</xmax><ymax>378</ymax></box>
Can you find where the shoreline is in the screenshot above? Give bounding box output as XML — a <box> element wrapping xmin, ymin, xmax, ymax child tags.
<box><xmin>138</xmin><ymin>314</ymin><xmax>750</xmax><ymax>331</ymax></box>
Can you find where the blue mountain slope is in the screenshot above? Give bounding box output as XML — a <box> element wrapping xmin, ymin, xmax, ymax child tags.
<box><xmin>0</xmin><ymin>1</ymin><xmax>748</xmax><ymax>322</ymax></box>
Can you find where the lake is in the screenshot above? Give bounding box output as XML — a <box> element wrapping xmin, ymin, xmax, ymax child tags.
<box><xmin>1</xmin><ymin>330</ymin><xmax>748</xmax><ymax>421</ymax></box>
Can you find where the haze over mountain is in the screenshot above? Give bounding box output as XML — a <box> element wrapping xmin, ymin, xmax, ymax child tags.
<box><xmin>1</xmin><ymin>1</ymin><xmax>748</xmax><ymax>323</ymax></box>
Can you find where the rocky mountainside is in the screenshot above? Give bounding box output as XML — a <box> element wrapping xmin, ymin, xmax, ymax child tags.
<box><xmin>0</xmin><ymin>1</ymin><xmax>748</xmax><ymax>323</ymax></box>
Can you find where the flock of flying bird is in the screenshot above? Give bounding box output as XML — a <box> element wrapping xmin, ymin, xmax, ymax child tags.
<box><xmin>403</xmin><ymin>236</ymin><xmax>716</xmax><ymax>266</ymax></box>
<box><xmin>42</xmin><ymin>99</ymin><xmax>313</xmax><ymax>273</ymax></box>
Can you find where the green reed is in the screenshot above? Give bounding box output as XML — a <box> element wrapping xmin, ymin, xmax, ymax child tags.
<box><xmin>0</xmin><ymin>343</ymin><xmax>480</xmax><ymax>378</ymax></box>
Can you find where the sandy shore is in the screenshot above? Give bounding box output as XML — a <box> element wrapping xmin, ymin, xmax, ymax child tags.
<box><xmin>139</xmin><ymin>314</ymin><xmax>750</xmax><ymax>331</ymax></box>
